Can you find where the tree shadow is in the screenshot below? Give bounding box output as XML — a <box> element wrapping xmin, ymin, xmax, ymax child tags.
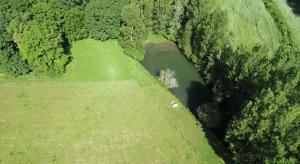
<box><xmin>203</xmin><ymin>127</ymin><xmax>233</xmax><ymax>163</ymax></box>
<box><xmin>62</xmin><ymin>33</ymin><xmax>71</xmax><ymax>55</ymax></box>
<box><xmin>287</xmin><ymin>0</ymin><xmax>300</xmax><ymax>16</ymax></box>
<box><xmin>186</xmin><ymin>81</ymin><xmax>211</xmax><ymax>116</ymax></box>
<box><xmin>186</xmin><ymin>81</ymin><xmax>232</xmax><ymax>163</ymax></box>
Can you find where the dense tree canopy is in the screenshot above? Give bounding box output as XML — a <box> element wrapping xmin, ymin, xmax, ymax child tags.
<box><xmin>14</xmin><ymin>21</ymin><xmax>69</xmax><ymax>75</ymax></box>
<box><xmin>227</xmin><ymin>88</ymin><xmax>300</xmax><ymax>163</ymax></box>
<box><xmin>151</xmin><ymin>0</ymin><xmax>185</xmax><ymax>40</ymax></box>
<box><xmin>84</xmin><ymin>0</ymin><xmax>129</xmax><ymax>41</ymax></box>
<box><xmin>0</xmin><ymin>48</ymin><xmax>30</xmax><ymax>77</ymax></box>
<box><xmin>176</xmin><ymin>0</ymin><xmax>300</xmax><ymax>162</ymax></box>
<box><xmin>0</xmin><ymin>0</ymin><xmax>35</xmax><ymax>20</ymax></box>
<box><xmin>0</xmin><ymin>1</ymin><xmax>33</xmax><ymax>76</ymax></box>
<box><xmin>1</xmin><ymin>0</ymin><xmax>85</xmax><ymax>76</ymax></box>
<box><xmin>0</xmin><ymin>11</ymin><xmax>10</xmax><ymax>49</ymax></box>
<box><xmin>119</xmin><ymin>3</ymin><xmax>146</xmax><ymax>61</ymax></box>
<box><xmin>58</xmin><ymin>0</ymin><xmax>89</xmax><ymax>7</ymax></box>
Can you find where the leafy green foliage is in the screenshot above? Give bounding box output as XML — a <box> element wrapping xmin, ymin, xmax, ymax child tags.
<box><xmin>119</xmin><ymin>3</ymin><xmax>146</xmax><ymax>61</ymax></box>
<box><xmin>58</xmin><ymin>0</ymin><xmax>89</xmax><ymax>7</ymax></box>
<box><xmin>30</xmin><ymin>1</ymin><xmax>86</xmax><ymax>42</ymax></box>
<box><xmin>221</xmin><ymin>1</ymin><xmax>300</xmax><ymax>161</ymax></box>
<box><xmin>129</xmin><ymin>0</ymin><xmax>186</xmax><ymax>40</ymax></box>
<box><xmin>197</xmin><ymin>103</ymin><xmax>221</xmax><ymax>128</ymax></box>
<box><xmin>63</xmin><ymin>7</ymin><xmax>87</xmax><ymax>42</ymax></box>
<box><xmin>0</xmin><ymin>0</ymin><xmax>35</xmax><ymax>20</ymax></box>
<box><xmin>177</xmin><ymin>0</ymin><xmax>300</xmax><ymax>163</ymax></box>
<box><xmin>152</xmin><ymin>0</ymin><xmax>185</xmax><ymax>40</ymax></box>
<box><xmin>0</xmin><ymin>8</ymin><xmax>30</xmax><ymax>76</ymax></box>
<box><xmin>0</xmin><ymin>49</ymin><xmax>30</xmax><ymax>76</ymax></box>
<box><xmin>140</xmin><ymin>0</ymin><xmax>154</xmax><ymax>31</ymax></box>
<box><xmin>179</xmin><ymin>0</ymin><xmax>230</xmax><ymax>83</ymax></box>
<box><xmin>0</xmin><ymin>11</ymin><xmax>10</xmax><ymax>49</ymax></box>
<box><xmin>15</xmin><ymin>21</ymin><xmax>69</xmax><ymax>75</ymax></box>
<box><xmin>226</xmin><ymin>89</ymin><xmax>300</xmax><ymax>163</ymax></box>
<box><xmin>4</xmin><ymin>1</ymin><xmax>87</xmax><ymax>76</ymax></box>
<box><xmin>84</xmin><ymin>0</ymin><xmax>129</xmax><ymax>41</ymax></box>
<box><xmin>221</xmin><ymin>45</ymin><xmax>300</xmax><ymax>163</ymax></box>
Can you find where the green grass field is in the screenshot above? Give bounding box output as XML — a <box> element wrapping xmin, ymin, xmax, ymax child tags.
<box><xmin>274</xmin><ymin>0</ymin><xmax>300</xmax><ymax>46</ymax></box>
<box><xmin>229</xmin><ymin>0</ymin><xmax>280</xmax><ymax>48</ymax></box>
<box><xmin>219</xmin><ymin>0</ymin><xmax>281</xmax><ymax>53</ymax></box>
<box><xmin>209</xmin><ymin>0</ymin><xmax>300</xmax><ymax>54</ymax></box>
<box><xmin>0</xmin><ymin>39</ymin><xmax>223</xmax><ymax>163</ymax></box>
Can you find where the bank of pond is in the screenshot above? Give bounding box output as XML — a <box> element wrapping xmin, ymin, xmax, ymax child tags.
<box><xmin>142</xmin><ymin>41</ymin><xmax>210</xmax><ymax>112</ymax></box>
<box><xmin>142</xmin><ymin>41</ymin><xmax>232</xmax><ymax>162</ymax></box>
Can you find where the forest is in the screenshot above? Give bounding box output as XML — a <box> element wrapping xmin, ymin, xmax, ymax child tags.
<box><xmin>0</xmin><ymin>0</ymin><xmax>299</xmax><ymax>163</ymax></box>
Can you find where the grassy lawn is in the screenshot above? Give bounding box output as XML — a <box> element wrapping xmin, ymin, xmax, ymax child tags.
<box><xmin>221</xmin><ymin>0</ymin><xmax>281</xmax><ymax>54</ymax></box>
<box><xmin>210</xmin><ymin>0</ymin><xmax>293</xmax><ymax>55</ymax></box>
<box><xmin>0</xmin><ymin>39</ymin><xmax>223</xmax><ymax>163</ymax></box>
<box><xmin>206</xmin><ymin>0</ymin><xmax>300</xmax><ymax>55</ymax></box>
<box><xmin>274</xmin><ymin>0</ymin><xmax>300</xmax><ymax>47</ymax></box>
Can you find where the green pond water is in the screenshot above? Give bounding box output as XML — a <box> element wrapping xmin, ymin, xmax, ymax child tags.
<box><xmin>142</xmin><ymin>42</ymin><xmax>209</xmax><ymax>111</ymax></box>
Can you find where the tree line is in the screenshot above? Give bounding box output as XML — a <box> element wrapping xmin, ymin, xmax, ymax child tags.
<box><xmin>0</xmin><ymin>0</ymin><xmax>186</xmax><ymax>76</ymax></box>
<box><xmin>178</xmin><ymin>0</ymin><xmax>300</xmax><ymax>163</ymax></box>
<box><xmin>0</xmin><ymin>0</ymin><xmax>299</xmax><ymax>163</ymax></box>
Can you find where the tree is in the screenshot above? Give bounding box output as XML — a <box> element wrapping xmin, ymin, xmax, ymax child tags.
<box><xmin>178</xmin><ymin>1</ymin><xmax>300</xmax><ymax>163</ymax></box>
<box><xmin>179</xmin><ymin>20</ymin><xmax>193</xmax><ymax>60</ymax></box>
<box><xmin>152</xmin><ymin>0</ymin><xmax>185</xmax><ymax>40</ymax></box>
<box><xmin>226</xmin><ymin>88</ymin><xmax>300</xmax><ymax>163</ymax></box>
<box><xmin>221</xmin><ymin>35</ymin><xmax>300</xmax><ymax>164</ymax></box>
<box><xmin>119</xmin><ymin>3</ymin><xmax>146</xmax><ymax>61</ymax></box>
<box><xmin>5</xmin><ymin>1</ymin><xmax>88</xmax><ymax>76</ymax></box>
<box><xmin>0</xmin><ymin>11</ymin><xmax>30</xmax><ymax>76</ymax></box>
<box><xmin>197</xmin><ymin>103</ymin><xmax>221</xmax><ymax>128</ymax></box>
<box><xmin>63</xmin><ymin>7</ymin><xmax>87</xmax><ymax>42</ymax></box>
<box><xmin>0</xmin><ymin>0</ymin><xmax>35</xmax><ymax>20</ymax></box>
<box><xmin>29</xmin><ymin>1</ymin><xmax>67</xmax><ymax>27</ymax></box>
<box><xmin>0</xmin><ymin>49</ymin><xmax>30</xmax><ymax>76</ymax></box>
<box><xmin>179</xmin><ymin>0</ymin><xmax>230</xmax><ymax>83</ymax></box>
<box><xmin>167</xmin><ymin>0</ymin><xmax>185</xmax><ymax>40</ymax></box>
<box><xmin>14</xmin><ymin>21</ymin><xmax>69</xmax><ymax>75</ymax></box>
<box><xmin>58</xmin><ymin>0</ymin><xmax>89</xmax><ymax>7</ymax></box>
<box><xmin>141</xmin><ymin>0</ymin><xmax>155</xmax><ymax>32</ymax></box>
<box><xmin>84</xmin><ymin>0</ymin><xmax>129</xmax><ymax>41</ymax></box>
<box><xmin>0</xmin><ymin>11</ymin><xmax>10</xmax><ymax>49</ymax></box>
<box><xmin>29</xmin><ymin>1</ymin><xmax>86</xmax><ymax>43</ymax></box>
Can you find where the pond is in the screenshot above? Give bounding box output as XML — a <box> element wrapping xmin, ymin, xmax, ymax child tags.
<box><xmin>142</xmin><ymin>41</ymin><xmax>210</xmax><ymax>112</ymax></box>
<box><xmin>287</xmin><ymin>0</ymin><xmax>300</xmax><ymax>16</ymax></box>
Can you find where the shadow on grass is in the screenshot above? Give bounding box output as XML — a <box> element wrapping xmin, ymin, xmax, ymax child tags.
<box><xmin>287</xmin><ymin>0</ymin><xmax>300</xmax><ymax>16</ymax></box>
<box><xmin>203</xmin><ymin>127</ymin><xmax>233</xmax><ymax>163</ymax></box>
<box><xmin>186</xmin><ymin>81</ymin><xmax>233</xmax><ymax>163</ymax></box>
